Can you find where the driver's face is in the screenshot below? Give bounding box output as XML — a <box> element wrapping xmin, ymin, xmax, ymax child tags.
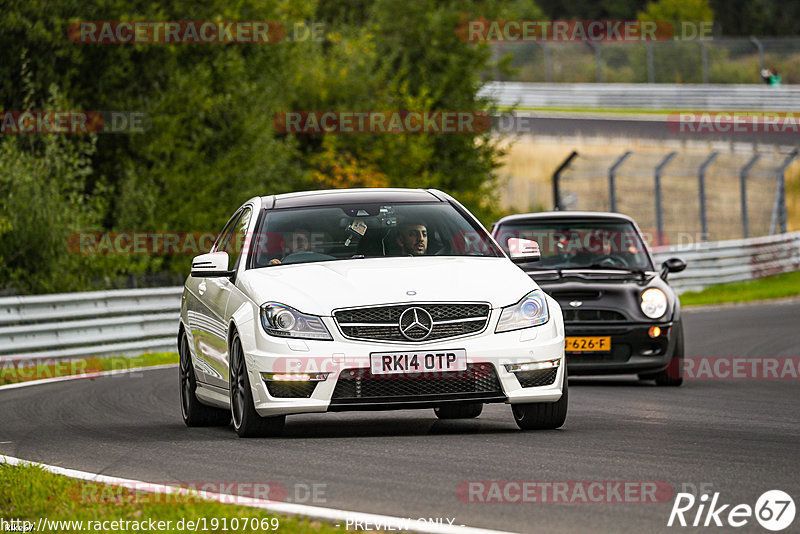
<box><xmin>398</xmin><ymin>225</ymin><xmax>427</xmax><ymax>255</ymax></box>
<box><xmin>289</xmin><ymin>230</ymin><xmax>310</xmax><ymax>252</ymax></box>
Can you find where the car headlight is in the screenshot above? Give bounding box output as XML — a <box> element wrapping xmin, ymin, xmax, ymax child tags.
<box><xmin>640</xmin><ymin>288</ymin><xmax>668</xmax><ymax>319</ymax></box>
<box><xmin>260</xmin><ymin>303</ymin><xmax>333</xmax><ymax>340</ymax></box>
<box><xmin>496</xmin><ymin>290</ymin><xmax>550</xmax><ymax>333</ymax></box>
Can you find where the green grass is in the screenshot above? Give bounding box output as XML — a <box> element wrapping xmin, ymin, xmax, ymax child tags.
<box><xmin>0</xmin><ymin>352</ymin><xmax>178</xmax><ymax>386</ymax></box>
<box><xmin>0</xmin><ymin>464</ymin><xmax>344</xmax><ymax>533</ymax></box>
<box><xmin>680</xmin><ymin>271</ymin><xmax>800</xmax><ymax>307</ymax></box>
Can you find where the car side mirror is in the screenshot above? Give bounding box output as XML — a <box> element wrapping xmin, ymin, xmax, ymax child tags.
<box><xmin>191</xmin><ymin>252</ymin><xmax>234</xmax><ymax>278</ymax></box>
<box><xmin>660</xmin><ymin>257</ymin><xmax>686</xmax><ymax>280</ymax></box>
<box><xmin>508</xmin><ymin>238</ymin><xmax>541</xmax><ymax>264</ymax></box>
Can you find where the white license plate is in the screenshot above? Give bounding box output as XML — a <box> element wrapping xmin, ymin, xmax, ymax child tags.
<box><xmin>370</xmin><ymin>350</ymin><xmax>467</xmax><ymax>375</ymax></box>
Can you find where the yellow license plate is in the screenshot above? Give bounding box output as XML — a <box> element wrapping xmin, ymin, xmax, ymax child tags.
<box><xmin>565</xmin><ymin>336</ymin><xmax>611</xmax><ymax>353</ymax></box>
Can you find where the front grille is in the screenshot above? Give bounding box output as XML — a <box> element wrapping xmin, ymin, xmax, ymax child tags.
<box><xmin>334</xmin><ymin>303</ymin><xmax>490</xmax><ymax>342</ymax></box>
<box><xmin>331</xmin><ymin>362</ymin><xmax>502</xmax><ymax>401</ymax></box>
<box><xmin>264</xmin><ymin>381</ymin><xmax>318</xmax><ymax>398</ymax></box>
<box><xmin>562</xmin><ymin>309</ymin><xmax>626</xmax><ymax>322</ymax></box>
<box><xmin>515</xmin><ymin>367</ymin><xmax>559</xmax><ymax>388</ymax></box>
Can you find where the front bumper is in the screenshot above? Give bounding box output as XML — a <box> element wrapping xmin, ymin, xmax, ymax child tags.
<box><xmin>244</xmin><ymin>313</ymin><xmax>566</xmax><ymax>417</ymax></box>
<box><xmin>565</xmin><ymin>322</ymin><xmax>676</xmax><ymax>375</ymax></box>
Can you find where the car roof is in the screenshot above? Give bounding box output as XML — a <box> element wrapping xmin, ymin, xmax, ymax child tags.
<box><xmin>264</xmin><ymin>188</ymin><xmax>444</xmax><ymax>209</ymax></box>
<box><xmin>494</xmin><ymin>211</ymin><xmax>637</xmax><ymax>226</ymax></box>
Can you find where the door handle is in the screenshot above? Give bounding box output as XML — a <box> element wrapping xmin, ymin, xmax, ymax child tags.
<box><xmin>198</xmin><ymin>280</ymin><xmax>207</xmax><ymax>296</ymax></box>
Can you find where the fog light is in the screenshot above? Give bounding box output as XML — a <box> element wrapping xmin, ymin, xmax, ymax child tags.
<box><xmin>648</xmin><ymin>326</ymin><xmax>661</xmax><ymax>338</ymax></box>
<box><xmin>505</xmin><ymin>359</ymin><xmax>561</xmax><ymax>373</ymax></box>
<box><xmin>261</xmin><ymin>372</ymin><xmax>329</xmax><ymax>381</ymax></box>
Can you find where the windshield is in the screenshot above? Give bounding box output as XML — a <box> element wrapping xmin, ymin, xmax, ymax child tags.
<box><xmin>494</xmin><ymin>220</ymin><xmax>654</xmax><ymax>271</ymax></box>
<box><xmin>250</xmin><ymin>202</ymin><xmax>503</xmax><ymax>268</ymax></box>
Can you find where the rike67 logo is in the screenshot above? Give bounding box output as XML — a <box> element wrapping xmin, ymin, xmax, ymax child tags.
<box><xmin>668</xmin><ymin>490</ymin><xmax>795</xmax><ymax>531</ymax></box>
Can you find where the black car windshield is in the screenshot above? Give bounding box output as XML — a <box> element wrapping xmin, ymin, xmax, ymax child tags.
<box><xmin>495</xmin><ymin>220</ymin><xmax>654</xmax><ymax>271</ymax></box>
<box><xmin>250</xmin><ymin>202</ymin><xmax>503</xmax><ymax>268</ymax></box>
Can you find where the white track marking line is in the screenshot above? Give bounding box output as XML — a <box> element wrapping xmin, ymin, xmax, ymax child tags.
<box><xmin>0</xmin><ymin>455</ymin><xmax>517</xmax><ymax>534</ymax></box>
<box><xmin>0</xmin><ymin>364</ymin><xmax>177</xmax><ymax>391</ymax></box>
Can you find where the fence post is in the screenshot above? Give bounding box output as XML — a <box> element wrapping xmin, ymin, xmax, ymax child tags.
<box><xmin>608</xmin><ymin>151</ymin><xmax>632</xmax><ymax>212</ymax></box>
<box><xmin>538</xmin><ymin>42</ymin><xmax>553</xmax><ymax>83</ymax></box>
<box><xmin>586</xmin><ymin>42</ymin><xmax>603</xmax><ymax>82</ymax></box>
<box><xmin>739</xmin><ymin>154</ymin><xmax>760</xmax><ymax>238</ymax></box>
<box><xmin>770</xmin><ymin>150</ymin><xmax>798</xmax><ymax>234</ymax></box>
<box><xmin>552</xmin><ymin>151</ymin><xmax>579</xmax><ymax>211</ymax></box>
<box><xmin>698</xmin><ymin>41</ymin><xmax>709</xmax><ymax>84</ymax></box>
<box><xmin>749</xmin><ymin>36</ymin><xmax>765</xmax><ymax>74</ymax></box>
<box><xmin>698</xmin><ymin>151</ymin><xmax>719</xmax><ymax>241</ymax></box>
<box><xmin>654</xmin><ymin>152</ymin><xmax>678</xmax><ymax>246</ymax></box>
<box><xmin>646</xmin><ymin>43</ymin><xmax>655</xmax><ymax>83</ymax></box>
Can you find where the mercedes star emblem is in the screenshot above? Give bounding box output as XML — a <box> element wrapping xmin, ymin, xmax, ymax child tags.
<box><xmin>398</xmin><ymin>307</ymin><xmax>434</xmax><ymax>341</ymax></box>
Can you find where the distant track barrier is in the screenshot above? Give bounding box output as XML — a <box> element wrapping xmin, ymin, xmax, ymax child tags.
<box><xmin>480</xmin><ymin>82</ymin><xmax>800</xmax><ymax>111</ymax></box>
<box><xmin>653</xmin><ymin>231</ymin><xmax>800</xmax><ymax>293</ymax></box>
<box><xmin>0</xmin><ymin>287</ymin><xmax>181</xmax><ymax>362</ymax></box>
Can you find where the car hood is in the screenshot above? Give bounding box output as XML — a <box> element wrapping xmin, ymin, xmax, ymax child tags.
<box><xmin>239</xmin><ymin>257</ymin><xmax>536</xmax><ymax>315</ymax></box>
<box><xmin>531</xmin><ymin>269</ymin><xmax>678</xmax><ymax>322</ymax></box>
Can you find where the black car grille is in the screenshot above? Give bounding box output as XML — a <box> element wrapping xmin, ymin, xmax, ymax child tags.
<box><xmin>264</xmin><ymin>381</ymin><xmax>318</xmax><ymax>398</ymax></box>
<box><xmin>334</xmin><ymin>303</ymin><xmax>490</xmax><ymax>342</ymax></box>
<box><xmin>515</xmin><ymin>367</ymin><xmax>559</xmax><ymax>388</ymax></box>
<box><xmin>562</xmin><ymin>309</ymin><xmax>626</xmax><ymax>322</ymax></box>
<box><xmin>331</xmin><ymin>362</ymin><xmax>502</xmax><ymax>401</ymax></box>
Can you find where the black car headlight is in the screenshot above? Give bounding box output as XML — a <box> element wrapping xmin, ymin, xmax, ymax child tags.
<box><xmin>260</xmin><ymin>303</ymin><xmax>333</xmax><ymax>340</ymax></box>
<box><xmin>496</xmin><ymin>290</ymin><xmax>550</xmax><ymax>333</ymax></box>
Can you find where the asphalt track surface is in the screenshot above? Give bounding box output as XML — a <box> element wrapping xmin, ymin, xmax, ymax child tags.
<box><xmin>1</xmin><ymin>301</ymin><xmax>799</xmax><ymax>533</ymax></box>
<box><xmin>499</xmin><ymin>115</ymin><xmax>800</xmax><ymax>146</ymax></box>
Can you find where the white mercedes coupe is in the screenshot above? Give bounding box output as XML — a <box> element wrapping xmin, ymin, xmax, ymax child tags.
<box><xmin>179</xmin><ymin>188</ymin><xmax>566</xmax><ymax>437</ymax></box>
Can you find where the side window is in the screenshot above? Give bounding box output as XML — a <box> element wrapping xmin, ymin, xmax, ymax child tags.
<box><xmin>213</xmin><ymin>211</ymin><xmax>242</xmax><ymax>254</ymax></box>
<box><xmin>225</xmin><ymin>207</ymin><xmax>252</xmax><ymax>269</ymax></box>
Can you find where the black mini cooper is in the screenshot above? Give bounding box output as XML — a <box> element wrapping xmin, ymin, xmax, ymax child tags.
<box><xmin>492</xmin><ymin>212</ymin><xmax>687</xmax><ymax>386</ymax></box>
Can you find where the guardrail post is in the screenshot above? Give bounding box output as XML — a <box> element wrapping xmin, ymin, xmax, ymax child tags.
<box><xmin>552</xmin><ymin>151</ymin><xmax>579</xmax><ymax>211</ymax></box>
<box><xmin>608</xmin><ymin>151</ymin><xmax>632</xmax><ymax>212</ymax></box>
<box><xmin>654</xmin><ymin>152</ymin><xmax>678</xmax><ymax>246</ymax></box>
<box><xmin>698</xmin><ymin>151</ymin><xmax>719</xmax><ymax>241</ymax></box>
<box><xmin>739</xmin><ymin>154</ymin><xmax>760</xmax><ymax>238</ymax></box>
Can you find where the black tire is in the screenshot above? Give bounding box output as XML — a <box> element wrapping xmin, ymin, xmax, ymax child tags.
<box><xmin>434</xmin><ymin>403</ymin><xmax>483</xmax><ymax>419</ymax></box>
<box><xmin>229</xmin><ymin>332</ymin><xmax>285</xmax><ymax>438</ymax></box>
<box><xmin>179</xmin><ymin>331</ymin><xmax>230</xmax><ymax>427</ymax></box>
<box><xmin>638</xmin><ymin>324</ymin><xmax>684</xmax><ymax>387</ymax></box>
<box><xmin>511</xmin><ymin>373</ymin><xmax>568</xmax><ymax>430</ymax></box>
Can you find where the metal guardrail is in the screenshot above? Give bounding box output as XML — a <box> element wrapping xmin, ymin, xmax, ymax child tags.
<box><xmin>1</xmin><ymin>234</ymin><xmax>799</xmax><ymax>362</ymax></box>
<box><xmin>0</xmin><ymin>287</ymin><xmax>181</xmax><ymax>362</ymax></box>
<box><xmin>480</xmin><ymin>82</ymin><xmax>800</xmax><ymax>111</ymax></box>
<box><xmin>652</xmin><ymin>231</ymin><xmax>800</xmax><ymax>294</ymax></box>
